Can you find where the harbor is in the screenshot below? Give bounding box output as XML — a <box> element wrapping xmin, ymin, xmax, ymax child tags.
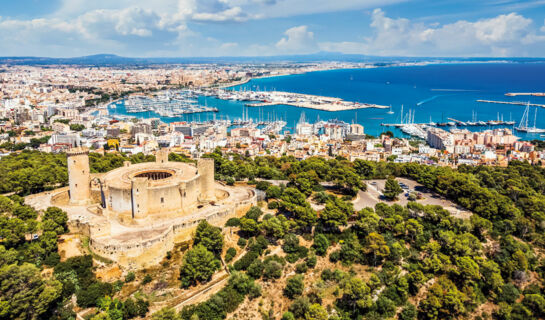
<box><xmin>103</xmin><ymin>65</ymin><xmax>545</xmax><ymax>141</ymax></box>
<box><xmin>121</xmin><ymin>90</ymin><xmax>218</xmax><ymax>117</ymax></box>
<box><xmin>380</xmin><ymin>105</ymin><xmax>542</xmax><ymax>139</ymax></box>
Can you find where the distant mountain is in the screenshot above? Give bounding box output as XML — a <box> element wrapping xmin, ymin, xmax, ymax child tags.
<box><xmin>1</xmin><ymin>52</ymin><xmax>544</xmax><ymax>66</ymax></box>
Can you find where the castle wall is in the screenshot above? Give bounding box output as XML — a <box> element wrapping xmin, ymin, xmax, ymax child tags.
<box><xmin>181</xmin><ymin>176</ymin><xmax>200</xmax><ymax>212</ymax></box>
<box><xmin>131</xmin><ymin>178</ymin><xmax>149</xmax><ymax>219</ymax></box>
<box><xmin>89</xmin><ymin>188</ymin><xmax>258</xmax><ymax>270</ymax></box>
<box><xmin>147</xmin><ymin>185</ymin><xmax>183</xmax><ymax>215</ymax></box>
<box><xmin>107</xmin><ymin>188</ymin><xmax>132</xmax><ymax>214</ymax></box>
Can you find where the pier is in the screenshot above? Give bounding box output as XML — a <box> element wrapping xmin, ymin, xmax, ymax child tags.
<box><xmin>201</xmin><ymin>88</ymin><xmax>389</xmax><ymax>111</ymax></box>
<box><xmin>477</xmin><ymin>100</ymin><xmax>545</xmax><ymax>108</ymax></box>
<box><xmin>505</xmin><ymin>92</ymin><xmax>545</xmax><ymax>97</ymax></box>
<box><xmin>446</xmin><ymin>117</ymin><xmax>514</xmax><ymax>126</ymax></box>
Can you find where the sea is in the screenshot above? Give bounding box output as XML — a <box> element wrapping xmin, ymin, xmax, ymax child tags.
<box><xmin>108</xmin><ymin>63</ymin><xmax>545</xmax><ymax>140</ymax></box>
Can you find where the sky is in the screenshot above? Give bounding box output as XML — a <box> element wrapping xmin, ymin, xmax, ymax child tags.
<box><xmin>1</xmin><ymin>0</ymin><xmax>545</xmax><ymax>57</ymax></box>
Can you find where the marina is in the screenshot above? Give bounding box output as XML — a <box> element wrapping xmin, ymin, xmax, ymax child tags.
<box><xmin>122</xmin><ymin>90</ymin><xmax>218</xmax><ymax>117</ymax></box>
<box><xmin>516</xmin><ymin>103</ymin><xmax>545</xmax><ymax>133</ymax></box>
<box><xmin>105</xmin><ymin>64</ymin><xmax>545</xmax><ymax>141</ymax></box>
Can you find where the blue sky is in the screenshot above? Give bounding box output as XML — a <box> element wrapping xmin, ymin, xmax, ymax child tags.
<box><xmin>1</xmin><ymin>0</ymin><xmax>545</xmax><ymax>57</ymax></box>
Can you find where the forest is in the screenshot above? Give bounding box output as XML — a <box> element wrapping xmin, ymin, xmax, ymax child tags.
<box><xmin>1</xmin><ymin>149</ymin><xmax>545</xmax><ymax>319</ymax></box>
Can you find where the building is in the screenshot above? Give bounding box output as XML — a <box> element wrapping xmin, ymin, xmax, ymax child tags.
<box><xmin>427</xmin><ymin>128</ymin><xmax>454</xmax><ymax>153</ymax></box>
<box><xmin>49</xmin><ymin>148</ymin><xmax>257</xmax><ymax>269</ymax></box>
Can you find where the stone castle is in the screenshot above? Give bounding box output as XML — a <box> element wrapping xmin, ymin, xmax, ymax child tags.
<box><xmin>53</xmin><ymin>148</ymin><xmax>256</xmax><ymax>269</ymax></box>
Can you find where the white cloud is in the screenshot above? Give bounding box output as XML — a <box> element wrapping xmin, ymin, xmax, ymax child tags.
<box><xmin>276</xmin><ymin>25</ymin><xmax>317</xmax><ymax>53</ymax></box>
<box><xmin>193</xmin><ymin>6</ymin><xmax>255</xmax><ymax>22</ymax></box>
<box><xmin>320</xmin><ymin>9</ymin><xmax>545</xmax><ymax>57</ymax></box>
<box><xmin>2</xmin><ymin>2</ymin><xmax>545</xmax><ymax>57</ymax></box>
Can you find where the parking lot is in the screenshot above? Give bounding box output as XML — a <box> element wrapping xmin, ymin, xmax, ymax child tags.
<box><xmin>352</xmin><ymin>178</ymin><xmax>472</xmax><ymax>219</ymax></box>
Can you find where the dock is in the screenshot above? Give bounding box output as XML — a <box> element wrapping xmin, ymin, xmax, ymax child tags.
<box><xmin>477</xmin><ymin>100</ymin><xmax>545</xmax><ymax>108</ymax></box>
<box><xmin>446</xmin><ymin>117</ymin><xmax>514</xmax><ymax>126</ymax></box>
<box><xmin>233</xmin><ymin>90</ymin><xmax>389</xmax><ymax>111</ymax></box>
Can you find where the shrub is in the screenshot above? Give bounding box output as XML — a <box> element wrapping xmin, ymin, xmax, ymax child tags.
<box><xmin>282</xmin><ymin>234</ymin><xmax>300</xmax><ymax>254</ymax></box>
<box><xmin>225</xmin><ymin>247</ymin><xmax>237</xmax><ymax>263</ymax></box>
<box><xmin>286</xmin><ymin>253</ymin><xmax>300</xmax><ymax>263</ymax></box>
<box><xmin>125</xmin><ymin>272</ymin><xmax>135</xmax><ymax>282</ymax></box>
<box><xmin>297</xmin><ymin>246</ymin><xmax>309</xmax><ymax>259</ymax></box>
<box><xmin>234</xmin><ymin>251</ymin><xmax>259</xmax><ymax>271</ymax></box>
<box><xmin>306</xmin><ymin>255</ymin><xmax>317</xmax><ymax>268</ymax></box>
<box><xmin>284</xmin><ymin>275</ymin><xmax>304</xmax><ymax>299</ymax></box>
<box><xmin>289</xmin><ymin>297</ymin><xmax>310</xmax><ymax>318</ymax></box>
<box><xmin>142</xmin><ymin>274</ymin><xmax>153</xmax><ymax>285</ymax></box>
<box><xmin>245</xmin><ymin>206</ymin><xmax>263</xmax><ymax>221</ymax></box>
<box><xmin>256</xmin><ymin>181</ymin><xmax>271</xmax><ymax>191</ymax></box>
<box><xmin>399</xmin><ymin>303</ymin><xmax>417</xmax><ymax>320</ymax></box>
<box><xmin>249</xmin><ymin>283</ymin><xmax>262</xmax><ymax>299</ymax></box>
<box><xmin>225</xmin><ymin>218</ymin><xmax>240</xmax><ymax>227</ymax></box>
<box><xmin>295</xmin><ymin>262</ymin><xmax>308</xmax><ymax>274</ymax></box>
<box><xmin>247</xmin><ymin>259</ymin><xmax>264</xmax><ymax>279</ymax></box>
<box><xmin>282</xmin><ymin>312</ymin><xmax>295</xmax><ymax>320</ymax></box>
<box><xmin>329</xmin><ymin>250</ymin><xmax>341</xmax><ymax>262</ymax></box>
<box><xmin>497</xmin><ymin>283</ymin><xmax>520</xmax><ymax>304</ymax></box>
<box><xmin>267</xmin><ymin>201</ymin><xmax>279</xmax><ymax>209</ymax></box>
<box><xmin>263</xmin><ymin>260</ymin><xmax>283</xmax><ymax>280</ymax></box>
<box><xmin>266</xmin><ymin>186</ymin><xmax>282</xmax><ymax>199</ymax></box>
<box><xmin>312</xmin><ymin>192</ymin><xmax>329</xmax><ymax>204</ymax></box>
<box><xmin>237</xmin><ymin>237</ymin><xmax>247</xmax><ymax>248</ymax></box>
<box><xmin>77</xmin><ymin>281</ymin><xmax>113</xmax><ymax>308</ymax></box>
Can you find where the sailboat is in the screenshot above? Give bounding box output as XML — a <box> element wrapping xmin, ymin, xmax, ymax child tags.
<box><xmin>387</xmin><ymin>105</ymin><xmax>394</xmax><ymax>114</ymax></box>
<box><xmin>516</xmin><ymin>102</ymin><xmax>545</xmax><ymax>133</ymax></box>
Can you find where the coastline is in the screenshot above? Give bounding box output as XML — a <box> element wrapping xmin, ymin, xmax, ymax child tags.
<box><xmin>217</xmin><ymin>65</ymin><xmax>363</xmax><ymax>89</ymax></box>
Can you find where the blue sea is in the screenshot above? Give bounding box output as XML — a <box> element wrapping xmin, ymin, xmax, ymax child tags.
<box><xmin>108</xmin><ymin>63</ymin><xmax>545</xmax><ymax>140</ymax></box>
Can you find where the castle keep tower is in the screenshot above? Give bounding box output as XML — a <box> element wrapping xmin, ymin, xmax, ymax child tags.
<box><xmin>198</xmin><ymin>158</ymin><xmax>215</xmax><ymax>201</ymax></box>
<box><xmin>156</xmin><ymin>148</ymin><xmax>169</xmax><ymax>164</ymax></box>
<box><xmin>67</xmin><ymin>147</ymin><xmax>91</xmax><ymax>205</ymax></box>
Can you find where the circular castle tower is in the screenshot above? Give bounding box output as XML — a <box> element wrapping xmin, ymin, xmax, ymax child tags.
<box><xmin>66</xmin><ymin>147</ymin><xmax>91</xmax><ymax>205</ymax></box>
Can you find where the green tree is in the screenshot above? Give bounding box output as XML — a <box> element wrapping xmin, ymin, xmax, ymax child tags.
<box><xmin>0</xmin><ymin>263</ymin><xmax>62</xmax><ymax>319</ymax></box>
<box><xmin>280</xmin><ymin>188</ymin><xmax>317</xmax><ymax>228</ymax></box>
<box><xmin>193</xmin><ymin>221</ymin><xmax>224</xmax><ymax>256</ymax></box>
<box><xmin>418</xmin><ymin>276</ymin><xmax>466</xmax><ymax>320</ymax></box>
<box><xmin>179</xmin><ymin>244</ymin><xmax>221</xmax><ymax>288</ymax></box>
<box><xmin>260</xmin><ymin>215</ymin><xmax>290</xmax><ymax>239</ymax></box>
<box><xmin>383</xmin><ymin>177</ymin><xmax>403</xmax><ymax>200</ymax></box>
<box><xmin>399</xmin><ymin>303</ymin><xmax>417</xmax><ymax>320</ymax></box>
<box><xmin>341</xmin><ymin>277</ymin><xmax>373</xmax><ymax>313</ymax></box>
<box><xmin>239</xmin><ymin>217</ymin><xmax>259</xmax><ymax>235</ymax></box>
<box><xmin>152</xmin><ymin>307</ymin><xmax>180</xmax><ymax>320</ymax></box>
<box><xmin>364</xmin><ymin>232</ymin><xmax>390</xmax><ymax>266</ymax></box>
<box><xmin>305</xmin><ymin>303</ymin><xmax>328</xmax><ymax>320</ymax></box>
<box><xmin>313</xmin><ymin>233</ymin><xmax>329</xmax><ymax>256</ymax></box>
<box><xmin>42</xmin><ymin>206</ymin><xmax>69</xmax><ymax>234</ymax></box>
<box><xmin>265</xmin><ymin>185</ymin><xmax>282</xmax><ymax>199</ymax></box>
<box><xmin>319</xmin><ymin>199</ymin><xmax>349</xmax><ymax>230</ymax></box>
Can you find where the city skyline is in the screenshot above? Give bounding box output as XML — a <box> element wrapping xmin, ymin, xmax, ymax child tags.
<box><xmin>2</xmin><ymin>0</ymin><xmax>545</xmax><ymax>58</ymax></box>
